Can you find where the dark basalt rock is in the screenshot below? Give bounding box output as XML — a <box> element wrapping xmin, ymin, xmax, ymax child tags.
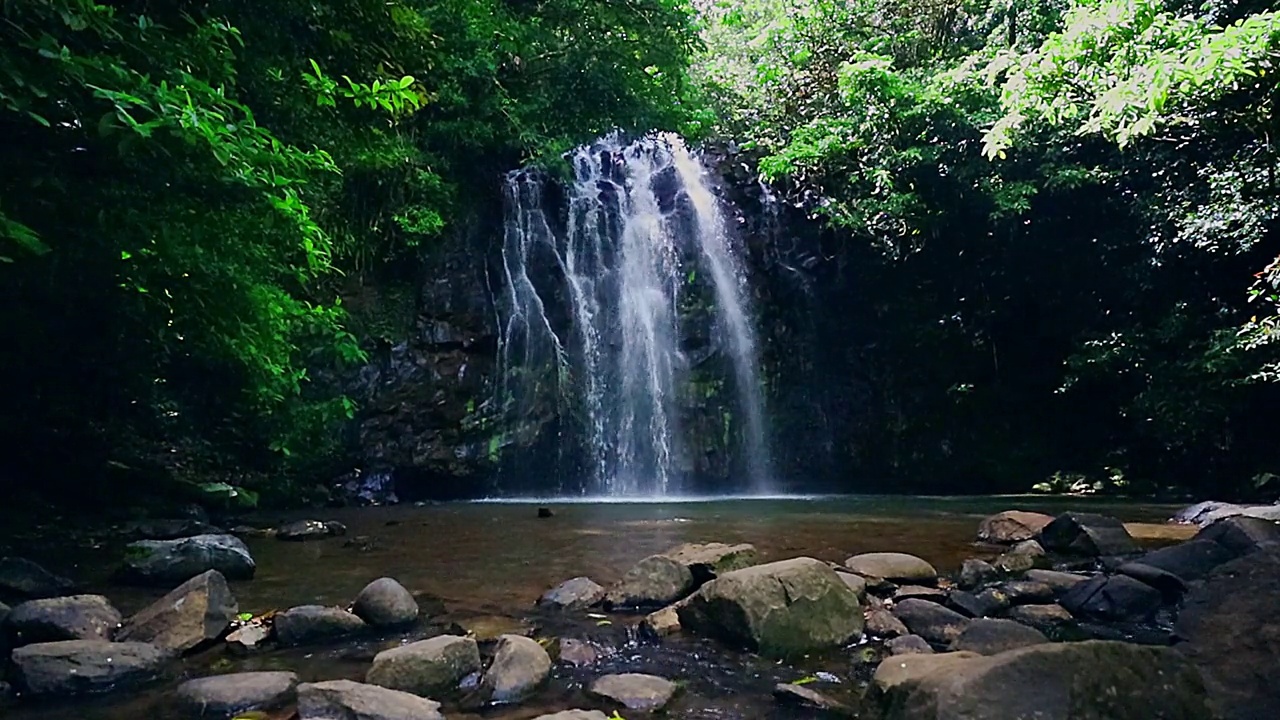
<box><xmin>1059</xmin><ymin>575</ymin><xmax>1161</xmax><ymax>622</ymax></box>
<box><xmin>891</xmin><ymin>598</ymin><xmax>970</xmax><ymax>645</ymax></box>
<box><xmin>1038</xmin><ymin>512</ymin><xmax>1139</xmax><ymax>557</ymax></box>
<box><xmin>0</xmin><ymin>557</ymin><xmax>75</xmax><ymax>603</ymax></box>
<box><xmin>1194</xmin><ymin>516</ymin><xmax>1280</xmax><ymax>556</ymax></box>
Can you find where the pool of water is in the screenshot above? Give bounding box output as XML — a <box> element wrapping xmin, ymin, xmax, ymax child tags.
<box><xmin>4</xmin><ymin>494</ymin><xmax>1188</xmax><ymax>719</ymax></box>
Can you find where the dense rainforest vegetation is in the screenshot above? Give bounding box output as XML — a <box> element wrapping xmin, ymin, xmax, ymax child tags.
<box><xmin>1</xmin><ymin>0</ymin><xmax>1277</xmax><ymax>506</ymax></box>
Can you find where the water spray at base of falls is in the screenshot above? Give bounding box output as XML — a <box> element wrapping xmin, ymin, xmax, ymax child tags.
<box><xmin>498</xmin><ymin>133</ymin><xmax>771</xmax><ymax>496</ymax></box>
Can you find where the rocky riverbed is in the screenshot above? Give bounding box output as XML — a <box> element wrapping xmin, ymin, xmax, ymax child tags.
<box><xmin>0</xmin><ymin>496</ymin><xmax>1275</xmax><ymax>719</ymax></box>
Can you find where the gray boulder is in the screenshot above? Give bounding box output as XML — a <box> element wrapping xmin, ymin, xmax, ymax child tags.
<box><xmin>993</xmin><ymin>540</ymin><xmax>1048</xmax><ymax>574</ymax></box>
<box><xmin>950</xmin><ymin>618</ymin><xmax>1048</xmax><ymax>655</ymax></box>
<box><xmin>605</xmin><ymin>554</ymin><xmax>694</xmax><ymax>608</ymax></box>
<box><xmin>353</xmin><ymin>577</ymin><xmax>419</xmax><ymax>627</ymax></box>
<box><xmin>1023</xmin><ymin>569</ymin><xmax>1090</xmax><ymax>595</ymax></box>
<box><xmin>957</xmin><ymin>559</ymin><xmax>998</xmax><ymax>590</ymax></box>
<box><xmin>118</xmin><ymin>570</ymin><xmax>237</xmax><ymax>653</ymax></box>
<box><xmin>662</xmin><ymin>542</ymin><xmax>758</xmax><ymax>582</ymax></box>
<box><xmin>588</xmin><ymin>673</ymin><xmax>678</xmax><ymax>712</ymax></box>
<box><xmin>1195</xmin><ymin>516</ymin><xmax>1280</xmax><ymax>556</ymax></box>
<box><xmin>120</xmin><ymin>534</ymin><xmax>255</xmax><ymax>584</ymax></box>
<box><xmin>0</xmin><ymin>557</ymin><xmax>74</xmax><ymax>602</ymax></box>
<box><xmin>1130</xmin><ymin>539</ymin><xmax>1235</xmax><ymax>583</ymax></box>
<box><xmin>886</xmin><ymin>634</ymin><xmax>935</xmax><ymax>655</ymax></box>
<box><xmin>176</xmin><ymin>671</ymin><xmax>298</xmax><ymax>718</ymax></box>
<box><xmin>876</xmin><ymin>641</ymin><xmax>1211</xmax><ymax>720</ymax></box>
<box><xmin>1176</xmin><ymin>549</ymin><xmax>1280</xmax><ymax>720</ymax></box>
<box><xmin>1059</xmin><ymin>575</ymin><xmax>1161</xmax><ymax>622</ymax></box>
<box><xmin>1038</xmin><ymin>512</ymin><xmax>1138</xmax><ymax>556</ymax></box>
<box><xmin>297</xmin><ymin>679</ymin><xmax>443</xmax><ymax>720</ymax></box>
<box><xmin>538</xmin><ymin>576</ymin><xmax>606</xmax><ymax>611</ymax></box>
<box><xmin>11</xmin><ymin>640</ymin><xmax>168</xmax><ymax>696</ymax></box>
<box><xmin>977</xmin><ymin>511</ymin><xmax>1053</xmax><ymax>544</ymax></box>
<box><xmin>845</xmin><ymin>552</ymin><xmax>937</xmax><ymax>583</ymax></box>
<box><xmin>3</xmin><ymin>594</ymin><xmax>121</xmax><ymax>647</ymax></box>
<box><xmin>481</xmin><ymin>634</ymin><xmax>551</xmax><ymax>703</ymax></box>
<box><xmin>678</xmin><ymin>557</ymin><xmax>863</xmax><ymax>658</ymax></box>
<box><xmin>835</xmin><ymin>569</ymin><xmax>868</xmax><ymax>599</ymax></box>
<box><xmin>891</xmin><ymin>598</ymin><xmax>970</xmax><ymax>645</ymax></box>
<box><xmin>274</xmin><ymin>605</ymin><xmax>366</xmax><ymax>646</ymax></box>
<box><xmin>366</xmin><ymin>634</ymin><xmax>481</xmax><ymax>696</ymax></box>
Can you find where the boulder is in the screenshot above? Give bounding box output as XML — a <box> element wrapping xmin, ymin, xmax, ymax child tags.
<box><xmin>876</xmin><ymin>641</ymin><xmax>1211</xmax><ymax>720</ymax></box>
<box><xmin>1202</xmin><ymin>504</ymin><xmax>1280</xmax><ymax>526</ymax></box>
<box><xmin>677</xmin><ymin>557</ymin><xmax>863</xmax><ymax>658</ymax></box>
<box><xmin>946</xmin><ymin>590</ymin><xmax>997</xmax><ymax>619</ymax></box>
<box><xmin>117</xmin><ymin>570</ymin><xmax>237</xmax><ymax>653</ymax></box>
<box><xmin>773</xmin><ymin>682</ymin><xmax>856</xmax><ymax>716</ymax></box>
<box><xmin>995</xmin><ymin>580</ymin><xmax>1054</xmax><ymax>605</ymax></box>
<box><xmin>867</xmin><ymin>609</ymin><xmax>909</xmax><ymax>638</ymax></box>
<box><xmin>1172</xmin><ymin>500</ymin><xmax>1244</xmax><ymax>527</ymax></box>
<box><xmin>120</xmin><ymin>519</ymin><xmax>222</xmax><ymax>541</ymax></box>
<box><xmin>994</xmin><ymin>540</ymin><xmax>1047</xmax><ymax>574</ymax></box>
<box><xmin>297</xmin><ymin>679</ymin><xmax>444</xmax><ymax>720</ymax></box>
<box><xmin>845</xmin><ymin>552</ymin><xmax>937</xmax><ymax>583</ymax></box>
<box><xmin>957</xmin><ymin>559</ymin><xmax>998</xmax><ymax>590</ymax></box>
<box><xmin>1195</xmin><ymin>516</ymin><xmax>1280</xmax><ymax>556</ymax></box>
<box><xmin>1115</xmin><ymin>561</ymin><xmax>1185</xmax><ymax>601</ymax></box>
<box><xmin>276</xmin><ymin>519</ymin><xmax>347</xmax><ymax>541</ymax></box>
<box><xmin>480</xmin><ymin>634</ymin><xmax>551</xmax><ymax>703</ymax></box>
<box><xmin>533</xmin><ymin>713</ymin><xmax>609</xmax><ymax>720</ymax></box>
<box><xmin>175</xmin><ymin>671</ymin><xmax>298</xmax><ymax>718</ymax></box>
<box><xmin>605</xmin><ymin>555</ymin><xmax>694</xmax><ymax>609</ymax></box>
<box><xmin>892</xmin><ymin>598</ymin><xmax>970</xmax><ymax>645</ymax></box>
<box><xmin>3</xmin><ymin>594</ymin><xmax>121</xmax><ymax>647</ymax></box>
<box><xmin>0</xmin><ymin>557</ymin><xmax>74</xmax><ymax>602</ymax></box>
<box><xmin>538</xmin><ymin>576</ymin><xmax>606</xmax><ymax>611</ymax></box>
<box><xmin>366</xmin><ymin>634</ymin><xmax>481</xmax><ymax>696</ymax></box>
<box><xmin>663</xmin><ymin>542</ymin><xmax>758</xmax><ymax>582</ymax></box>
<box><xmin>1176</xmin><ymin>549</ymin><xmax>1280</xmax><ymax>720</ymax></box>
<box><xmin>274</xmin><ymin>605</ymin><xmax>366</xmax><ymax>646</ymax></box>
<box><xmin>1059</xmin><ymin>575</ymin><xmax>1161</xmax><ymax>622</ymax></box>
<box><xmin>120</xmin><ymin>534</ymin><xmax>255</xmax><ymax>584</ymax></box>
<box><xmin>950</xmin><ymin>618</ymin><xmax>1048</xmax><ymax>655</ymax></box>
<box><xmin>1022</xmin><ymin>569</ymin><xmax>1090</xmax><ymax>595</ymax></box>
<box><xmin>1037</xmin><ymin>512</ymin><xmax>1138</xmax><ymax>556</ymax></box>
<box><xmin>588</xmin><ymin>673</ymin><xmax>677</xmax><ymax>712</ymax></box>
<box><xmin>11</xmin><ymin>640</ymin><xmax>168</xmax><ymax>696</ymax></box>
<box><xmin>1003</xmin><ymin>604</ymin><xmax>1074</xmax><ymax>633</ymax></box>
<box><xmin>353</xmin><ymin>577</ymin><xmax>419</xmax><ymax>627</ymax></box>
<box><xmin>1130</xmin><ymin>539</ymin><xmax>1235</xmax><ymax>582</ymax></box>
<box><xmin>835</xmin><ymin>569</ymin><xmax>868</xmax><ymax>599</ymax></box>
<box><xmin>874</xmin><ymin>651</ymin><xmax>984</xmax><ymax>692</ymax></box>
<box><xmin>977</xmin><ymin>511</ymin><xmax>1053</xmax><ymax>544</ymax></box>
<box><xmin>886</xmin><ymin>634</ymin><xmax>935</xmax><ymax>655</ymax></box>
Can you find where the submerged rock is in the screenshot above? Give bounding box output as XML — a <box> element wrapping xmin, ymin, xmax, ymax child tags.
<box><xmin>978</xmin><ymin>511</ymin><xmax>1053</xmax><ymax>544</ymax></box>
<box><xmin>274</xmin><ymin>605</ymin><xmax>366</xmax><ymax>646</ymax></box>
<box><xmin>876</xmin><ymin>641</ymin><xmax>1211</xmax><ymax>720</ymax></box>
<box><xmin>480</xmin><ymin>634</ymin><xmax>551</xmax><ymax>703</ymax></box>
<box><xmin>589</xmin><ymin>673</ymin><xmax>678</xmax><ymax>712</ymax></box>
<box><xmin>297</xmin><ymin>679</ymin><xmax>443</xmax><ymax>720</ymax></box>
<box><xmin>605</xmin><ymin>554</ymin><xmax>695</xmax><ymax>609</ymax></box>
<box><xmin>845</xmin><ymin>552</ymin><xmax>937</xmax><ymax>584</ymax></box>
<box><xmin>1176</xmin><ymin>549</ymin><xmax>1280</xmax><ymax>720</ymax></box>
<box><xmin>120</xmin><ymin>519</ymin><xmax>222</xmax><ymax>541</ymax></box>
<box><xmin>538</xmin><ymin>576</ymin><xmax>606</xmax><ymax>611</ymax></box>
<box><xmin>557</xmin><ymin>638</ymin><xmax>599</xmax><ymax>666</ymax></box>
<box><xmin>773</xmin><ymin>682</ymin><xmax>856</xmax><ymax>716</ymax></box>
<box><xmin>1038</xmin><ymin>512</ymin><xmax>1138</xmax><ymax>556</ymax></box>
<box><xmin>0</xmin><ymin>557</ymin><xmax>75</xmax><ymax>602</ymax></box>
<box><xmin>176</xmin><ymin>671</ymin><xmax>298</xmax><ymax>718</ymax></box>
<box><xmin>353</xmin><ymin>577</ymin><xmax>419</xmax><ymax>627</ymax></box>
<box><xmin>276</xmin><ymin>519</ymin><xmax>347</xmax><ymax>541</ymax></box>
<box><xmin>950</xmin><ymin>618</ymin><xmax>1048</xmax><ymax>655</ymax></box>
<box><xmin>11</xmin><ymin>640</ymin><xmax>168</xmax><ymax>696</ymax></box>
<box><xmin>120</xmin><ymin>534</ymin><xmax>255</xmax><ymax>584</ymax></box>
<box><xmin>678</xmin><ymin>556</ymin><xmax>863</xmax><ymax>658</ymax></box>
<box><xmin>117</xmin><ymin>569</ymin><xmax>237</xmax><ymax>653</ymax></box>
<box><xmin>891</xmin><ymin>598</ymin><xmax>970</xmax><ymax>645</ymax></box>
<box><xmin>3</xmin><ymin>594</ymin><xmax>121</xmax><ymax>647</ymax></box>
<box><xmin>366</xmin><ymin>634</ymin><xmax>481</xmax><ymax>696</ymax></box>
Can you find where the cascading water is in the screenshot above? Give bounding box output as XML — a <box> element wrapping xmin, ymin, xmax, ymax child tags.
<box><xmin>498</xmin><ymin>133</ymin><xmax>771</xmax><ymax>496</ymax></box>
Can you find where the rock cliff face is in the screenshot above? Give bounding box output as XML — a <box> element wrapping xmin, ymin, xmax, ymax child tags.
<box><xmin>344</xmin><ymin>141</ymin><xmax>861</xmax><ymax>500</ymax></box>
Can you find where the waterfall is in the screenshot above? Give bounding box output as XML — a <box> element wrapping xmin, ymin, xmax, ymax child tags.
<box><xmin>498</xmin><ymin>133</ymin><xmax>771</xmax><ymax>496</ymax></box>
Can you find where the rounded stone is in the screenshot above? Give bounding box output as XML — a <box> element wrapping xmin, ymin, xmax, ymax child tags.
<box><xmin>176</xmin><ymin>671</ymin><xmax>298</xmax><ymax>718</ymax></box>
<box><xmin>589</xmin><ymin>673</ymin><xmax>678</xmax><ymax>712</ymax></box>
<box><xmin>353</xmin><ymin>577</ymin><xmax>419</xmax><ymax>627</ymax></box>
<box><xmin>844</xmin><ymin>553</ymin><xmax>937</xmax><ymax>583</ymax></box>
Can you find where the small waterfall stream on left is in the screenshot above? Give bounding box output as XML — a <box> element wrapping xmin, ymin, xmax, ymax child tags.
<box><xmin>496</xmin><ymin>133</ymin><xmax>772</xmax><ymax>496</ymax></box>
